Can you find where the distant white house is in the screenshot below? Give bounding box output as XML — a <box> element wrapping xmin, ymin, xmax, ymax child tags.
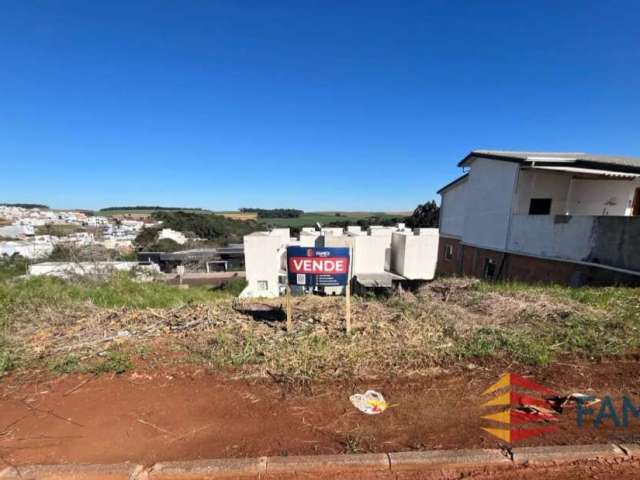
<box><xmin>437</xmin><ymin>150</ymin><xmax>640</xmax><ymax>285</ymax></box>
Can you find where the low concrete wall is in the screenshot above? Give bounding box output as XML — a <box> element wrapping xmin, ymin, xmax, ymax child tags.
<box><xmin>508</xmin><ymin>215</ymin><xmax>594</xmax><ymax>262</ymax></box>
<box><xmin>508</xmin><ymin>215</ymin><xmax>640</xmax><ymax>273</ymax></box>
<box><xmin>589</xmin><ymin>217</ymin><xmax>640</xmax><ymax>272</ymax></box>
<box><xmin>437</xmin><ymin>238</ymin><xmax>640</xmax><ymax>286</ymax></box>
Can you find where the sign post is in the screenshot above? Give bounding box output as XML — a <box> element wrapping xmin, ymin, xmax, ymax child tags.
<box><xmin>286</xmin><ymin>285</ymin><xmax>292</xmax><ymax>332</ymax></box>
<box><xmin>286</xmin><ymin>246</ymin><xmax>351</xmax><ymax>333</ymax></box>
<box><xmin>346</xmin><ymin>246</ymin><xmax>352</xmax><ymax>334</ymax></box>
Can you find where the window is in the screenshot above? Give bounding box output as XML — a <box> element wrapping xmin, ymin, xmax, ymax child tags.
<box><xmin>444</xmin><ymin>245</ymin><xmax>454</xmax><ymax>260</ymax></box>
<box><xmin>257</xmin><ymin>280</ymin><xmax>268</xmax><ymax>291</ymax></box>
<box><xmin>529</xmin><ymin>198</ymin><xmax>552</xmax><ymax>215</ymax></box>
<box><xmin>483</xmin><ymin>258</ymin><xmax>496</xmax><ymax>279</ymax></box>
<box><xmin>633</xmin><ymin>188</ymin><xmax>640</xmax><ymax>216</ymax></box>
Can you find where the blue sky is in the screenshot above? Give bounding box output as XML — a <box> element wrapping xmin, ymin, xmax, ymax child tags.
<box><xmin>1</xmin><ymin>1</ymin><xmax>639</xmax><ymax>211</ymax></box>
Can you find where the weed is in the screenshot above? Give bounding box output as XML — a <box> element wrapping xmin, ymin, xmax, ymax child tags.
<box><xmin>49</xmin><ymin>353</ymin><xmax>82</xmax><ymax>374</ymax></box>
<box><xmin>341</xmin><ymin>435</ymin><xmax>364</xmax><ymax>454</ymax></box>
<box><xmin>88</xmin><ymin>349</ymin><xmax>132</xmax><ymax>374</ymax></box>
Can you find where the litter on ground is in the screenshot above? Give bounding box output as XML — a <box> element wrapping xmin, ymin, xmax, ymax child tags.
<box><xmin>350</xmin><ymin>390</ymin><xmax>388</xmax><ymax>415</ymax></box>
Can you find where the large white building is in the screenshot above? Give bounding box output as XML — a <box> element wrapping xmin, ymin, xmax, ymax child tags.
<box><xmin>437</xmin><ymin>150</ymin><xmax>640</xmax><ymax>285</ymax></box>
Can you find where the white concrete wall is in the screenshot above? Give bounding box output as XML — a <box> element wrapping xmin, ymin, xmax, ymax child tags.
<box><xmin>351</xmin><ymin>235</ymin><xmax>388</xmax><ymax>274</ymax></box>
<box><xmin>241</xmin><ymin>233</ymin><xmax>284</xmax><ymax>298</ymax></box>
<box><xmin>513</xmin><ymin>170</ymin><xmax>571</xmax><ymax>215</ymax></box>
<box><xmin>514</xmin><ymin>170</ymin><xmax>639</xmax><ymax>216</ymax></box>
<box><xmin>507</xmin><ymin>215</ymin><xmax>594</xmax><ymax>262</ymax></box>
<box><xmin>28</xmin><ymin>261</ymin><xmax>158</xmax><ymax>278</ymax></box>
<box><xmin>270</xmin><ymin>228</ymin><xmax>291</xmax><ymax>242</ymax></box>
<box><xmin>568</xmin><ymin>178</ymin><xmax>639</xmax><ymax>216</ymax></box>
<box><xmin>298</xmin><ymin>231</ymin><xmax>321</xmax><ymax>247</ymax></box>
<box><xmin>321</xmin><ymin>227</ymin><xmax>344</xmax><ymax>236</ymax></box>
<box><xmin>390</xmin><ymin>229</ymin><xmax>439</xmax><ymax>279</ymax></box>
<box><xmin>461</xmin><ymin>157</ymin><xmax>520</xmax><ymax>250</ymax></box>
<box><xmin>439</xmin><ymin>179</ymin><xmax>468</xmax><ymax>238</ymax></box>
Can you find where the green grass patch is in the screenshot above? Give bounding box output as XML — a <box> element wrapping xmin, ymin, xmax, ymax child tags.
<box><xmin>455</xmin><ymin>281</ymin><xmax>640</xmax><ymax>365</ymax></box>
<box><xmin>49</xmin><ymin>347</ymin><xmax>134</xmax><ymax>375</ymax></box>
<box><xmin>0</xmin><ymin>272</ymin><xmax>237</xmax><ymax>320</ymax></box>
<box><xmin>0</xmin><ymin>338</ymin><xmax>17</xmax><ymax>375</ymax></box>
<box><xmin>0</xmin><ymin>256</ymin><xmax>28</xmax><ymax>282</ymax></box>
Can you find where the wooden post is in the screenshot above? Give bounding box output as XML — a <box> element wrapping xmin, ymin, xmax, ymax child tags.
<box><xmin>345</xmin><ymin>246</ymin><xmax>352</xmax><ymax>334</ymax></box>
<box><xmin>345</xmin><ymin>281</ymin><xmax>351</xmax><ymax>334</ymax></box>
<box><xmin>286</xmin><ymin>285</ymin><xmax>292</xmax><ymax>332</ymax></box>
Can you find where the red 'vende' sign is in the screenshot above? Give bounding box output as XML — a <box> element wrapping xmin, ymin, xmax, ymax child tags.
<box><xmin>288</xmin><ymin>257</ymin><xmax>348</xmax><ymax>274</ymax></box>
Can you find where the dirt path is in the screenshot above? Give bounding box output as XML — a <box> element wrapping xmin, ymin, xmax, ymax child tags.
<box><xmin>1</xmin><ymin>359</ymin><xmax>639</xmax><ymax>467</ymax></box>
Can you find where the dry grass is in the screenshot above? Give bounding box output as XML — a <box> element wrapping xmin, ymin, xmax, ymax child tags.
<box><xmin>4</xmin><ymin>277</ymin><xmax>637</xmax><ymax>379</ymax></box>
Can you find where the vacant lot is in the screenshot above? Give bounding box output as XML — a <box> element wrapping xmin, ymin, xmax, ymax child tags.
<box><xmin>1</xmin><ymin>274</ymin><xmax>638</xmax><ymax>379</ymax></box>
<box><xmin>1</xmin><ymin>273</ymin><xmax>640</xmax><ymax>468</ymax></box>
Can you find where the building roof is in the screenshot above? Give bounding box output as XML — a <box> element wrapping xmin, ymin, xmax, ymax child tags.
<box><xmin>459</xmin><ymin>150</ymin><xmax>640</xmax><ymax>173</ymax></box>
<box><xmin>436</xmin><ymin>173</ymin><xmax>469</xmax><ymax>195</ymax></box>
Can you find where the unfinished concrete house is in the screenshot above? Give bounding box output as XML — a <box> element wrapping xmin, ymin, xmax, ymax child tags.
<box><xmin>240</xmin><ymin>225</ymin><xmax>439</xmax><ymax>298</ymax></box>
<box><xmin>437</xmin><ymin>150</ymin><xmax>640</xmax><ymax>285</ymax></box>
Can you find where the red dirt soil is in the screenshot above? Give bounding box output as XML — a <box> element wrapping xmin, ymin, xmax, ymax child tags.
<box><xmin>1</xmin><ymin>358</ymin><xmax>640</xmax><ymax>468</ymax></box>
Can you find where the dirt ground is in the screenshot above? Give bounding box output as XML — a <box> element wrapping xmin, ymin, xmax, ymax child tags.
<box><xmin>1</xmin><ymin>358</ymin><xmax>640</xmax><ymax>468</ymax></box>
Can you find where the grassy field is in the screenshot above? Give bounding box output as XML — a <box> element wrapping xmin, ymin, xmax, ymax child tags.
<box><xmin>258</xmin><ymin>211</ymin><xmax>405</xmax><ymax>228</ymax></box>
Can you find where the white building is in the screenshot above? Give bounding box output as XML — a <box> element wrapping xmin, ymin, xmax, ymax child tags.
<box><xmin>437</xmin><ymin>150</ymin><xmax>640</xmax><ymax>285</ymax></box>
<box><xmin>240</xmin><ymin>224</ymin><xmax>439</xmax><ymax>298</ymax></box>
<box><xmin>241</xmin><ymin>229</ymin><xmax>290</xmax><ymax>298</ymax></box>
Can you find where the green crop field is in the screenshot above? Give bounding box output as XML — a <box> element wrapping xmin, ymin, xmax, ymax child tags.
<box><xmin>257</xmin><ymin>211</ymin><xmax>405</xmax><ymax>228</ymax></box>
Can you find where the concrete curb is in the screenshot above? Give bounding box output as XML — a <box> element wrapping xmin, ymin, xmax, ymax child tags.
<box><xmin>0</xmin><ymin>462</ymin><xmax>142</xmax><ymax>480</ymax></box>
<box><xmin>151</xmin><ymin>457</ymin><xmax>267</xmax><ymax>479</ymax></box>
<box><xmin>389</xmin><ymin>448</ymin><xmax>510</xmax><ymax>471</ymax></box>
<box><xmin>511</xmin><ymin>443</ymin><xmax>626</xmax><ymax>465</ymax></box>
<box><xmin>0</xmin><ymin>444</ymin><xmax>636</xmax><ymax>479</ymax></box>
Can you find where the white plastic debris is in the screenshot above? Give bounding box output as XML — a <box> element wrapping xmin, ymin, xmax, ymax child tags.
<box><xmin>350</xmin><ymin>390</ymin><xmax>388</xmax><ymax>415</ymax></box>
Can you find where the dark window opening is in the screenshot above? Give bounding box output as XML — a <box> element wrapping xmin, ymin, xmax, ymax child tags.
<box><xmin>529</xmin><ymin>198</ymin><xmax>552</xmax><ymax>215</ymax></box>
<box><xmin>444</xmin><ymin>245</ymin><xmax>454</xmax><ymax>260</ymax></box>
<box><xmin>633</xmin><ymin>188</ymin><xmax>640</xmax><ymax>216</ymax></box>
<box><xmin>483</xmin><ymin>258</ymin><xmax>496</xmax><ymax>279</ymax></box>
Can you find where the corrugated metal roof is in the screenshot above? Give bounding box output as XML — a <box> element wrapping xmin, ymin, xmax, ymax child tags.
<box><xmin>527</xmin><ymin>165</ymin><xmax>640</xmax><ymax>178</ymax></box>
<box><xmin>460</xmin><ymin>150</ymin><xmax>640</xmax><ymax>169</ymax></box>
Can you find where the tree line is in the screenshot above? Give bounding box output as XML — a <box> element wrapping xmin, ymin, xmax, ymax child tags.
<box><xmin>239</xmin><ymin>208</ymin><xmax>304</xmax><ymax>218</ymax></box>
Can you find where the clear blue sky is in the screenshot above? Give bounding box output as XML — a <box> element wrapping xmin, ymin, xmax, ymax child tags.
<box><xmin>1</xmin><ymin>1</ymin><xmax>639</xmax><ymax>212</ymax></box>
